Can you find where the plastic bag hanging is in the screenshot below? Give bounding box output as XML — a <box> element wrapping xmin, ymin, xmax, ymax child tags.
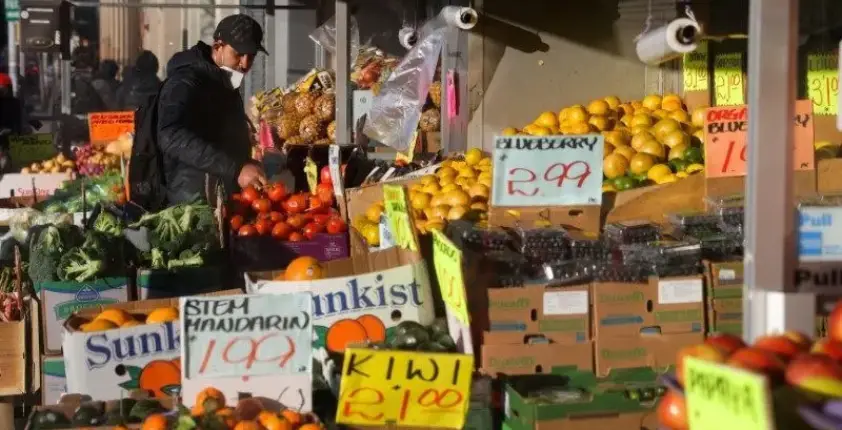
<box><xmin>309</xmin><ymin>14</ymin><xmax>362</xmax><ymax>65</ymax></box>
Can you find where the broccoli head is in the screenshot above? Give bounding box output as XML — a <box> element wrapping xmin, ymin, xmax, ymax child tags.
<box><xmin>150</xmin><ymin>248</ymin><xmax>167</xmax><ymax>270</ymax></box>
<box><xmin>57</xmin><ymin>248</ymin><xmax>105</xmax><ymax>282</ymax></box>
<box><xmin>167</xmin><ymin>250</ymin><xmax>203</xmax><ymax>270</ymax></box>
<box><xmin>93</xmin><ymin>211</ymin><xmax>123</xmax><ymax>237</ymax></box>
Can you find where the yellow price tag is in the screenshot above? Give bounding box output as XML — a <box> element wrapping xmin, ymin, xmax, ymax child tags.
<box><xmin>714</xmin><ymin>53</ymin><xmax>745</xmax><ymax>106</ymax></box>
<box><xmin>683</xmin><ymin>41</ymin><xmax>709</xmax><ymax>92</ymax></box>
<box><xmin>684</xmin><ymin>357</ymin><xmax>774</xmax><ymax>430</ymax></box>
<box><xmin>431</xmin><ymin>230</ymin><xmax>469</xmax><ymax>324</ymax></box>
<box><xmin>396</xmin><ymin>130</ymin><xmax>419</xmax><ymax>164</ymax></box>
<box><xmin>807</xmin><ymin>53</ymin><xmax>839</xmax><ymax>116</ymax></box>
<box><xmin>383</xmin><ymin>184</ymin><xmax>418</xmax><ymax>251</ymax></box>
<box><xmin>304</xmin><ymin>156</ymin><xmax>318</xmax><ymax>194</ymax></box>
<box><xmin>337</xmin><ymin>348</ymin><xmax>474</xmax><ymax>429</ymax></box>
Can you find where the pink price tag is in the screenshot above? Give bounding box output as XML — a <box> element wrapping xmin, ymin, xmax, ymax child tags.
<box><xmin>258</xmin><ymin>121</ymin><xmax>274</xmax><ymax>149</ymax></box>
<box><xmin>447</xmin><ymin>70</ymin><xmax>457</xmax><ymax>120</ymax></box>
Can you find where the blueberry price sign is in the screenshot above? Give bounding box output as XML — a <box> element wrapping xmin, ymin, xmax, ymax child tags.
<box><xmin>714</xmin><ymin>53</ymin><xmax>745</xmax><ymax>106</ymax></box>
<box><xmin>683</xmin><ymin>41</ymin><xmax>709</xmax><ymax>92</ymax></box>
<box><xmin>431</xmin><ymin>230</ymin><xmax>468</xmax><ymax>325</ymax></box>
<box><xmin>383</xmin><ymin>184</ymin><xmax>418</xmax><ymax>251</ymax></box>
<box><xmin>9</xmin><ymin>134</ymin><xmax>56</xmax><ymax>167</ymax></box>
<box><xmin>684</xmin><ymin>357</ymin><xmax>774</xmax><ymax>430</ymax></box>
<box><xmin>806</xmin><ymin>53</ymin><xmax>839</xmax><ymax>116</ymax></box>
<box><xmin>491</xmin><ymin>134</ymin><xmax>604</xmax><ymax>207</ymax></box>
<box><xmin>180</xmin><ymin>293</ymin><xmax>312</xmax><ymax>379</ymax></box>
<box><xmin>337</xmin><ymin>348</ymin><xmax>474</xmax><ymax>429</ymax></box>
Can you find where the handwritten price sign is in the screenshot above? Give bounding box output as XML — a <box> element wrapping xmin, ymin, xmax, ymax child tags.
<box><xmin>181</xmin><ymin>293</ymin><xmax>312</xmax><ymax>379</ymax></box>
<box><xmin>683</xmin><ymin>41</ymin><xmax>709</xmax><ymax>92</ymax></box>
<box><xmin>714</xmin><ymin>53</ymin><xmax>745</xmax><ymax>106</ymax></box>
<box><xmin>703</xmin><ymin>101</ymin><xmax>815</xmax><ymax>178</ymax></box>
<box><xmin>684</xmin><ymin>357</ymin><xmax>774</xmax><ymax>430</ymax></box>
<box><xmin>383</xmin><ymin>184</ymin><xmax>418</xmax><ymax>252</ymax></box>
<box><xmin>337</xmin><ymin>348</ymin><xmax>474</xmax><ymax>429</ymax></box>
<box><xmin>88</xmin><ymin>111</ymin><xmax>135</xmax><ymax>143</ymax></box>
<box><xmin>9</xmin><ymin>134</ymin><xmax>56</xmax><ymax>167</ymax></box>
<box><xmin>431</xmin><ymin>230</ymin><xmax>468</xmax><ymax>324</ymax></box>
<box><xmin>807</xmin><ymin>53</ymin><xmax>839</xmax><ymax>116</ymax></box>
<box><xmin>491</xmin><ymin>135</ymin><xmax>604</xmax><ymax>207</ymax></box>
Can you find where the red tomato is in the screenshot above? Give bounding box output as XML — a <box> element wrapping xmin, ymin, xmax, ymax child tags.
<box><xmin>283</xmin><ymin>194</ymin><xmax>308</xmax><ymax>214</ymax></box>
<box><xmin>286</xmin><ymin>214</ymin><xmax>305</xmax><ymax>229</ymax></box>
<box><xmin>320</xmin><ymin>166</ymin><xmax>333</xmax><ymax>185</ymax></box>
<box><xmin>308</xmin><ymin>195</ymin><xmax>329</xmax><ymax>212</ymax></box>
<box><xmin>326</xmin><ymin>217</ymin><xmax>348</xmax><ymax>234</ymax></box>
<box><xmin>313</xmin><ymin>213</ymin><xmax>331</xmax><ymax>226</ymax></box>
<box><xmin>238</xmin><ymin>225</ymin><xmax>258</xmax><ymax>237</ymax></box>
<box><xmin>252</xmin><ymin>198</ymin><xmax>272</xmax><ymax>214</ymax></box>
<box><xmin>229</xmin><ymin>215</ymin><xmax>245</xmax><ymax>232</ymax></box>
<box><xmin>241</xmin><ymin>185</ymin><xmax>260</xmax><ymax>204</ymax></box>
<box><xmin>316</xmin><ymin>183</ymin><xmax>334</xmax><ymax>206</ymax></box>
<box><xmin>254</xmin><ymin>219</ymin><xmax>273</xmax><ymax>235</ymax></box>
<box><xmin>231</xmin><ymin>193</ymin><xmax>243</xmax><ymax>202</ymax></box>
<box><xmin>271</xmin><ymin>222</ymin><xmax>293</xmax><ymax>240</ymax></box>
<box><xmin>303</xmin><ymin>222</ymin><xmax>325</xmax><ymax>240</ymax></box>
<box><xmin>269</xmin><ymin>211</ymin><xmax>284</xmax><ymax>223</ymax></box>
<box><xmin>266</xmin><ymin>183</ymin><xmax>288</xmax><ymax>202</ymax></box>
<box><xmin>288</xmin><ymin>232</ymin><xmax>305</xmax><ymax>242</ymax></box>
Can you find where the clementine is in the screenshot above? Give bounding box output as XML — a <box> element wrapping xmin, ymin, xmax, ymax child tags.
<box><xmin>299</xmin><ymin>424</ymin><xmax>324</xmax><ymax>430</ymax></box>
<box><xmin>140</xmin><ymin>414</ymin><xmax>168</xmax><ymax>430</ymax></box>
<box><xmin>145</xmin><ymin>307</ymin><xmax>179</xmax><ymax>324</ymax></box>
<box><xmin>95</xmin><ymin>308</ymin><xmax>134</xmax><ymax>326</ymax></box>
<box><xmin>280</xmin><ymin>409</ymin><xmax>303</xmax><ymax>427</ymax></box>
<box><xmin>233</xmin><ymin>421</ymin><xmax>261</xmax><ymax>430</ymax></box>
<box><xmin>195</xmin><ymin>387</ymin><xmax>226</xmax><ymax>414</ymax></box>
<box><xmin>284</xmin><ymin>256</ymin><xmax>325</xmax><ymax>281</ymax></box>
<box><xmin>258</xmin><ymin>411</ymin><xmax>293</xmax><ymax>430</ymax></box>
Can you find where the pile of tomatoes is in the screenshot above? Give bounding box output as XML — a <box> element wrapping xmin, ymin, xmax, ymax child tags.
<box><xmin>228</xmin><ymin>168</ymin><xmax>347</xmax><ymax>242</ymax></box>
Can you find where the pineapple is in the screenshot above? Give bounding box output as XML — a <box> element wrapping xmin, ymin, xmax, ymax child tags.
<box><xmin>281</xmin><ymin>92</ymin><xmax>299</xmax><ymax>113</ymax></box>
<box><xmin>314</xmin><ymin>93</ymin><xmax>336</xmax><ymax>121</ymax></box>
<box><xmin>276</xmin><ymin>116</ymin><xmax>301</xmax><ymax>140</ymax></box>
<box><xmin>285</xmin><ymin>135</ymin><xmax>312</xmax><ymax>146</ymax></box>
<box><xmin>327</xmin><ymin>121</ymin><xmax>336</xmax><ymax>141</ymax></box>
<box><xmin>299</xmin><ymin>115</ymin><xmax>325</xmax><ymax>141</ymax></box>
<box><xmin>295</xmin><ymin>91</ymin><xmax>320</xmax><ymax>117</ymax></box>
<box><xmin>429</xmin><ymin>81</ymin><xmax>442</xmax><ymax>107</ymax></box>
<box><xmin>419</xmin><ymin>108</ymin><xmax>441</xmax><ymax>132</ymax></box>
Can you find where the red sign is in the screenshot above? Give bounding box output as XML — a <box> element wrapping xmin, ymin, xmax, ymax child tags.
<box><xmin>88</xmin><ymin>111</ymin><xmax>135</xmax><ymax>142</ymax></box>
<box><xmin>703</xmin><ymin>101</ymin><xmax>815</xmax><ymax>178</ymax></box>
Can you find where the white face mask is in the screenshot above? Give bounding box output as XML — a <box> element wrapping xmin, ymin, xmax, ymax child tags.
<box><xmin>220</xmin><ymin>66</ymin><xmax>244</xmax><ymax>89</ymax></box>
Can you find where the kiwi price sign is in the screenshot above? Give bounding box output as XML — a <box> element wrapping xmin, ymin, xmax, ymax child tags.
<box><xmin>180</xmin><ymin>292</ymin><xmax>312</xmax><ymax>379</ymax></box>
<box><xmin>337</xmin><ymin>348</ymin><xmax>474</xmax><ymax>429</ymax></box>
<box><xmin>383</xmin><ymin>184</ymin><xmax>419</xmax><ymax>252</ymax></box>
<box><xmin>491</xmin><ymin>134</ymin><xmax>604</xmax><ymax>207</ymax></box>
<box><xmin>703</xmin><ymin>101</ymin><xmax>815</xmax><ymax>178</ymax></box>
<box><xmin>431</xmin><ymin>230</ymin><xmax>468</xmax><ymax>325</ymax></box>
<box><xmin>683</xmin><ymin>41</ymin><xmax>709</xmax><ymax>92</ymax></box>
<box><xmin>713</xmin><ymin>53</ymin><xmax>745</xmax><ymax>106</ymax></box>
<box><xmin>684</xmin><ymin>357</ymin><xmax>775</xmax><ymax>430</ymax></box>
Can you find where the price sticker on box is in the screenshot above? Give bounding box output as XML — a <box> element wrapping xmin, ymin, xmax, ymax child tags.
<box><xmin>491</xmin><ymin>134</ymin><xmax>604</xmax><ymax>207</ymax></box>
<box><xmin>9</xmin><ymin>134</ymin><xmax>56</xmax><ymax>167</ymax></box>
<box><xmin>383</xmin><ymin>184</ymin><xmax>418</xmax><ymax>251</ymax></box>
<box><xmin>703</xmin><ymin>101</ymin><xmax>815</xmax><ymax>178</ymax></box>
<box><xmin>432</xmin><ymin>230</ymin><xmax>468</xmax><ymax>324</ymax></box>
<box><xmin>88</xmin><ymin>111</ymin><xmax>135</xmax><ymax>143</ymax></box>
<box><xmin>684</xmin><ymin>357</ymin><xmax>775</xmax><ymax>430</ymax></box>
<box><xmin>683</xmin><ymin>41</ymin><xmax>709</xmax><ymax>92</ymax></box>
<box><xmin>337</xmin><ymin>348</ymin><xmax>474</xmax><ymax>429</ymax></box>
<box><xmin>714</xmin><ymin>53</ymin><xmax>745</xmax><ymax>106</ymax></box>
<box><xmin>806</xmin><ymin>53</ymin><xmax>839</xmax><ymax>116</ymax></box>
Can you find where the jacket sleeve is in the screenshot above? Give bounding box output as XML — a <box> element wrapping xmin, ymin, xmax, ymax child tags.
<box><xmin>156</xmin><ymin>75</ymin><xmax>242</xmax><ymax>183</ymax></box>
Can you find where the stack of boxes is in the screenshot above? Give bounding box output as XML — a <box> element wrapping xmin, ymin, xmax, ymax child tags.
<box><xmin>704</xmin><ymin>260</ymin><xmax>744</xmax><ymax>336</ymax></box>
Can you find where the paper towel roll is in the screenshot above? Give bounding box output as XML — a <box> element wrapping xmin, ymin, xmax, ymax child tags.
<box><xmin>399</xmin><ymin>27</ymin><xmax>419</xmax><ymax>49</ymax></box>
<box><xmin>440</xmin><ymin>6</ymin><xmax>478</xmax><ymax>30</ymax></box>
<box><xmin>636</xmin><ymin>18</ymin><xmax>701</xmax><ymax>65</ymax></box>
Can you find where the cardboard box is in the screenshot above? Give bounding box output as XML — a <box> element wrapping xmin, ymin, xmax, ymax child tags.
<box><xmin>62</xmin><ymin>289</ymin><xmax>239</xmax><ymax>401</ymax></box>
<box><xmin>481</xmin><ymin>331</ymin><xmax>593</xmax><ymax>377</ymax></box>
<box><xmin>40</xmin><ymin>277</ymin><xmax>130</xmax><ymax>353</ymax></box>
<box><xmin>705</xmin><ymin>260</ymin><xmax>743</xmax><ymax>299</ymax></box>
<box><xmin>135</xmin><ymin>266</ymin><xmax>223</xmax><ymax>300</ymax></box>
<box><xmin>592</xmin><ymin>276</ymin><xmax>704</xmax><ymax>338</ymax></box>
<box><xmin>487</xmin><ymin>283</ymin><xmax>591</xmax><ymax>343</ymax></box>
<box><xmin>707</xmin><ymin>298</ymin><xmax>743</xmax><ymax>335</ymax></box>
<box><xmin>42</xmin><ymin>355</ymin><xmax>66</xmax><ymax>405</ymax></box>
<box><xmin>25</xmin><ymin>392</ymin><xmax>174</xmax><ymax>430</ymax></box>
<box><xmin>594</xmin><ymin>333</ymin><xmax>703</xmax><ymax>378</ymax></box>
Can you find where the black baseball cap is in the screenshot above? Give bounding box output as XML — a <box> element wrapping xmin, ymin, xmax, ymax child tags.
<box><xmin>213</xmin><ymin>14</ymin><xmax>268</xmax><ymax>55</ymax></box>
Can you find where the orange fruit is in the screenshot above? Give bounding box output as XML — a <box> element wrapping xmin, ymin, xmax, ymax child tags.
<box><xmin>145</xmin><ymin>307</ymin><xmax>178</xmax><ymax>324</ymax></box>
<box><xmin>233</xmin><ymin>421</ymin><xmax>261</xmax><ymax>430</ymax></box>
<box><xmin>195</xmin><ymin>387</ymin><xmax>226</xmax><ymax>414</ymax></box>
<box><xmin>356</xmin><ymin>314</ymin><xmax>386</xmax><ymax>343</ymax></box>
<box><xmin>81</xmin><ymin>319</ymin><xmax>118</xmax><ymax>332</ymax></box>
<box><xmin>121</xmin><ymin>319</ymin><xmax>142</xmax><ymax>328</ymax></box>
<box><xmin>325</xmin><ymin>319</ymin><xmax>369</xmax><ymax>353</ymax></box>
<box><xmin>284</xmin><ymin>256</ymin><xmax>324</xmax><ymax>281</ymax></box>
<box><xmin>258</xmin><ymin>411</ymin><xmax>293</xmax><ymax>430</ymax></box>
<box><xmin>298</xmin><ymin>424</ymin><xmax>324</xmax><ymax>430</ymax></box>
<box><xmin>95</xmin><ymin>308</ymin><xmax>133</xmax><ymax>326</ymax></box>
<box><xmin>141</xmin><ymin>414</ymin><xmax>168</xmax><ymax>430</ymax></box>
<box><xmin>280</xmin><ymin>409</ymin><xmax>304</xmax><ymax>427</ymax></box>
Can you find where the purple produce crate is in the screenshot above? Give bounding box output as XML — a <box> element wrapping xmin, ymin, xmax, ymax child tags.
<box><xmin>231</xmin><ymin>232</ymin><xmax>350</xmax><ymax>271</ymax></box>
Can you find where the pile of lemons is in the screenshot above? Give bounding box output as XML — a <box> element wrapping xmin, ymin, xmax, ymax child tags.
<box><xmin>355</xmin><ymin>149</ymin><xmax>492</xmax><ymax>247</ymax></box>
<box><xmin>502</xmin><ymin>94</ymin><xmax>707</xmax><ymax>191</ymax></box>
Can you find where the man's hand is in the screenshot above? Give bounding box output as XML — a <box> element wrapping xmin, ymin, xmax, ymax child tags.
<box><xmin>238</xmin><ymin>162</ymin><xmax>267</xmax><ymax>188</ymax></box>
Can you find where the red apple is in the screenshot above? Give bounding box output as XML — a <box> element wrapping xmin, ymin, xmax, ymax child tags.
<box><xmin>783</xmin><ymin>331</ymin><xmax>813</xmax><ymax>351</ymax></box>
<box><xmin>656</xmin><ymin>389</ymin><xmax>688</xmax><ymax>430</ymax></box>
<box><xmin>727</xmin><ymin>347</ymin><xmax>787</xmax><ymax>378</ymax></box>
<box><xmin>786</xmin><ymin>353</ymin><xmax>842</xmax><ymax>397</ymax></box>
<box><xmin>753</xmin><ymin>335</ymin><xmax>803</xmax><ymax>361</ymax></box>
<box><xmin>830</xmin><ymin>302</ymin><xmax>842</xmax><ymax>343</ymax></box>
<box><xmin>676</xmin><ymin>343</ymin><xmax>727</xmax><ymax>384</ymax></box>
<box><xmin>812</xmin><ymin>338</ymin><xmax>842</xmax><ymax>362</ymax></box>
<box><xmin>705</xmin><ymin>333</ymin><xmax>747</xmax><ymax>357</ymax></box>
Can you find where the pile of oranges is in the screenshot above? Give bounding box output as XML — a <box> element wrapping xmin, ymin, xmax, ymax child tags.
<box><xmin>139</xmin><ymin>387</ymin><xmax>323</xmax><ymax>430</ymax></box>
<box><xmin>79</xmin><ymin>307</ymin><xmax>179</xmax><ymax>332</ymax></box>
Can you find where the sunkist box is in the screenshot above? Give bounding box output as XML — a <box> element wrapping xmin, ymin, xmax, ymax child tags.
<box><xmin>41</xmin><ymin>355</ymin><xmax>66</xmax><ymax>405</ymax></box>
<box><xmin>244</xmin><ymin>246</ymin><xmax>435</xmax><ymax>387</ymax></box>
<box><xmin>40</xmin><ymin>277</ymin><xmax>130</xmax><ymax>353</ymax></box>
<box><xmin>481</xmin><ymin>331</ymin><xmax>593</xmax><ymax>377</ymax></box>
<box><xmin>61</xmin><ymin>289</ymin><xmax>239</xmax><ymax>401</ymax></box>
<box><xmin>486</xmin><ymin>283</ymin><xmax>591</xmax><ymax>343</ymax></box>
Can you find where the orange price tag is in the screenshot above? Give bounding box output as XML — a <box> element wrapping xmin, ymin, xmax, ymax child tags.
<box><xmin>88</xmin><ymin>111</ymin><xmax>135</xmax><ymax>143</ymax></box>
<box><xmin>703</xmin><ymin>100</ymin><xmax>815</xmax><ymax>178</ymax></box>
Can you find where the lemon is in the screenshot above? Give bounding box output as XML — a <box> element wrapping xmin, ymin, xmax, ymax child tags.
<box><xmin>620</xmin><ymin>114</ymin><xmax>634</xmax><ymax>127</ymax></box>
<box><xmin>631</xmin><ymin>131</ymin><xmax>656</xmax><ymax>151</ymax></box>
<box><xmin>661</xmin><ymin>130</ymin><xmax>691</xmax><ymax>149</ymax></box>
<box><xmin>426</xmin><ymin>221</ymin><xmax>445</xmax><ymax>232</ymax></box>
<box><xmin>438</xmin><ymin>174</ymin><xmax>455</xmax><ymax>186</ymax></box>
<box><xmin>589</xmin><ymin>115</ymin><xmax>612</xmax><ymax>131</ymax></box>
<box><xmin>631</xmin><ymin>114</ymin><xmax>654</xmax><ymax>128</ymax></box>
<box><xmin>642</xmin><ymin>94</ymin><xmax>663</xmax><ymax>110</ymax></box>
<box><xmin>647</xmin><ymin>164</ymin><xmax>673</xmax><ymax>181</ymax></box>
<box><xmin>468</xmin><ymin>184</ymin><xmax>490</xmax><ymax>201</ymax></box>
<box><xmin>668</xmin><ymin>143</ymin><xmax>690</xmax><ymax>160</ymax></box>
<box><xmin>445</xmin><ymin>189</ymin><xmax>471</xmax><ymax>206</ymax></box>
<box><xmin>815</xmin><ymin>140</ymin><xmax>836</xmax><ymax>150</ymax></box>
<box><xmin>558</xmin><ymin>107</ymin><xmax>570</xmax><ymax>123</ymax></box>
<box><xmin>651</xmin><ymin>118</ymin><xmax>681</xmax><ymax>141</ymax></box>
<box><xmin>661</xmin><ymin>98</ymin><xmax>684</xmax><ymax>112</ymax></box>
<box><xmin>569</xmin><ymin>122</ymin><xmax>593</xmax><ymax>134</ymax></box>
<box><xmin>685</xmin><ymin>163</ymin><xmax>705</xmax><ymax>174</ymax></box>
<box><xmin>613</xmin><ymin>145</ymin><xmax>637</xmax><ymax>161</ymax></box>
<box><xmin>662</xmin><ymin>93</ymin><xmax>682</xmax><ymax>105</ymax></box>
<box><xmin>437</xmin><ymin>166</ymin><xmax>456</xmax><ymax>178</ymax></box>
<box><xmin>365</xmin><ymin>204</ymin><xmax>384</xmax><ymax>223</ymax></box>
<box><xmin>447</xmin><ymin>205</ymin><xmax>469</xmax><ymax>221</ymax></box>
<box><xmin>440</xmin><ymin>183</ymin><xmax>459</xmax><ymax>194</ymax></box>
<box><xmin>656</xmin><ymin>174</ymin><xmax>678</xmax><ymax>184</ymax></box>
<box><xmin>603</xmin><ymin>153</ymin><xmax>630</xmax><ymax>179</ymax></box>
<box><xmin>420</xmin><ymin>175</ymin><xmax>438</xmax><ymax>186</ymax></box>
<box><xmin>629</xmin><ymin>153</ymin><xmax>656</xmax><ymax>175</ymax></box>
<box><xmin>465</xmin><ymin>148</ymin><xmax>484</xmax><ymax>166</ymax></box>
<box><xmin>535</xmin><ymin>111</ymin><xmax>559</xmax><ymax>128</ymax></box>
<box><xmin>604</xmin><ymin>130</ymin><xmax>631</xmax><ymax>147</ymax></box>
<box><xmin>528</xmin><ymin>125</ymin><xmax>551</xmax><ymax>136</ymax></box>
<box><xmin>676</xmin><ymin>171</ymin><xmax>689</xmax><ymax>179</ymax></box>
<box><xmin>618</xmin><ymin>103</ymin><xmax>635</xmax><ymax>116</ymax></box>
<box><xmin>604</xmin><ymin>96</ymin><xmax>622</xmax><ymax>109</ymax></box>
<box><xmin>692</xmin><ymin>129</ymin><xmax>705</xmax><ymax>145</ymax></box>
<box><xmin>631</xmin><ymin>101</ymin><xmax>643</xmax><ymax>109</ymax></box>
<box><xmin>639</xmin><ymin>140</ymin><xmax>666</xmax><ymax>160</ymax></box>
<box><xmin>361</xmin><ymin>223</ymin><xmax>380</xmax><ymax>246</ymax></box>
<box><xmin>691</xmin><ymin>107</ymin><xmax>708</xmax><ymax>128</ymax></box>
<box><xmin>669</xmin><ymin>109</ymin><xmax>691</xmax><ymax>123</ymax></box>
<box><xmin>502</xmin><ymin>127</ymin><xmax>519</xmax><ymax>136</ymax></box>
<box><xmin>602</xmin><ymin>184</ymin><xmax>617</xmax><ymax>192</ymax></box>
<box><xmin>588</xmin><ymin>99</ymin><xmax>610</xmax><ymax>115</ymax></box>
<box><xmin>604</xmin><ymin>142</ymin><xmax>614</xmax><ymax>156</ymax></box>
<box><xmin>566</xmin><ymin>106</ymin><xmax>589</xmax><ymax>123</ymax></box>
<box><xmin>430</xmin><ymin>205</ymin><xmax>450</xmax><ymax>220</ymax></box>
<box><xmin>652</xmin><ymin>109</ymin><xmax>670</xmax><ymax>119</ymax></box>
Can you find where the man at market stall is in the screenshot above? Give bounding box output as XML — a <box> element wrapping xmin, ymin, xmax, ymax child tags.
<box><xmin>157</xmin><ymin>14</ymin><xmax>267</xmax><ymax>205</ymax></box>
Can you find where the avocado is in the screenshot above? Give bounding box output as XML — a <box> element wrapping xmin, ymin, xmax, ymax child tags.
<box><xmin>395</xmin><ymin>321</ymin><xmax>426</xmax><ymax>336</ymax></box>
<box><xmin>129</xmin><ymin>399</ymin><xmax>164</xmax><ymax>422</ymax></box>
<box><xmin>434</xmin><ymin>333</ymin><xmax>457</xmax><ymax>350</ymax></box>
<box><xmin>429</xmin><ymin>318</ymin><xmax>449</xmax><ymax>337</ymax></box>
<box><xmin>32</xmin><ymin>410</ymin><xmax>70</xmax><ymax>429</ymax></box>
<box><xmin>391</xmin><ymin>333</ymin><xmax>420</xmax><ymax>350</ymax></box>
<box><xmin>425</xmin><ymin>341</ymin><xmax>450</xmax><ymax>352</ymax></box>
<box><xmin>72</xmin><ymin>404</ymin><xmax>106</xmax><ymax>426</ymax></box>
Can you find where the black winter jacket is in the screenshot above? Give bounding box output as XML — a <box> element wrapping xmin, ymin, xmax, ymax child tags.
<box><xmin>117</xmin><ymin>71</ymin><xmax>161</xmax><ymax>111</ymax></box>
<box><xmin>157</xmin><ymin>42</ymin><xmax>251</xmax><ymax>205</ymax></box>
